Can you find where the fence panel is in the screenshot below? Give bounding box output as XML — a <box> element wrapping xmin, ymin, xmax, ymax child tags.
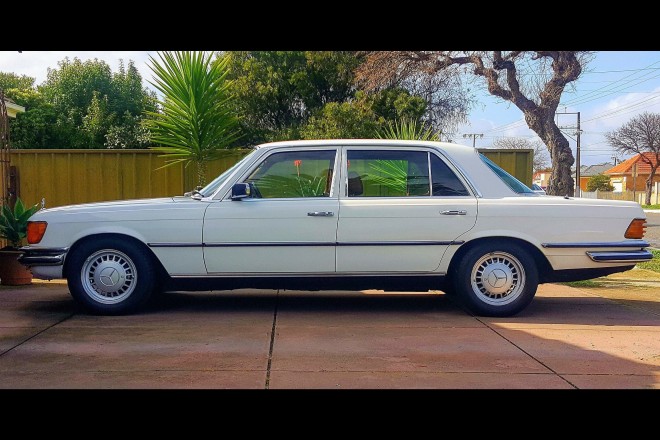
<box><xmin>10</xmin><ymin>149</ymin><xmax>250</xmax><ymax>209</ymax></box>
<box><xmin>478</xmin><ymin>148</ymin><xmax>533</xmax><ymax>187</ymax></box>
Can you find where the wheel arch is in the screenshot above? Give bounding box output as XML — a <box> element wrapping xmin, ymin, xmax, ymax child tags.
<box><xmin>64</xmin><ymin>233</ymin><xmax>169</xmax><ymax>280</ymax></box>
<box><xmin>448</xmin><ymin>236</ymin><xmax>553</xmax><ymax>283</ymax></box>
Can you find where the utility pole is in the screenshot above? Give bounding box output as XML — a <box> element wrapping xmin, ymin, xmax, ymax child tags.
<box><xmin>463</xmin><ymin>133</ymin><xmax>483</xmax><ymax>148</ymax></box>
<box><xmin>611</xmin><ymin>155</ymin><xmax>618</xmax><ymax>166</ymax></box>
<box><xmin>556</xmin><ymin>111</ymin><xmax>582</xmax><ymax>197</ymax></box>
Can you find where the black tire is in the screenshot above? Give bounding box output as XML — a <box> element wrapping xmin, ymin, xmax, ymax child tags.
<box><xmin>451</xmin><ymin>241</ymin><xmax>538</xmax><ymax>317</ymax></box>
<box><xmin>66</xmin><ymin>237</ymin><xmax>157</xmax><ymax>315</ymax></box>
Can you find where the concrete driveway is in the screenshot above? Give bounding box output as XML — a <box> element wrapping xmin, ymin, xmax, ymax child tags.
<box><xmin>0</xmin><ymin>280</ymin><xmax>658</xmax><ymax>389</ymax></box>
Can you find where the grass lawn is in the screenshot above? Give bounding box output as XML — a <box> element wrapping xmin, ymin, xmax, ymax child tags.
<box><xmin>638</xmin><ymin>249</ymin><xmax>660</xmax><ymax>273</ymax></box>
<box><xmin>642</xmin><ymin>204</ymin><xmax>660</xmax><ymax>209</ymax></box>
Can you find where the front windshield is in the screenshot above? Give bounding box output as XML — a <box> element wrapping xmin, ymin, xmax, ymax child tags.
<box><xmin>479</xmin><ymin>154</ymin><xmax>534</xmax><ymax>194</ymax></box>
<box><xmin>198</xmin><ymin>151</ymin><xmax>256</xmax><ymax>197</ymax></box>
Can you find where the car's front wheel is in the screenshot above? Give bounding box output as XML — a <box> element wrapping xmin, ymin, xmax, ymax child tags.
<box><xmin>451</xmin><ymin>241</ymin><xmax>538</xmax><ymax>317</ymax></box>
<box><xmin>66</xmin><ymin>238</ymin><xmax>156</xmax><ymax>315</ymax></box>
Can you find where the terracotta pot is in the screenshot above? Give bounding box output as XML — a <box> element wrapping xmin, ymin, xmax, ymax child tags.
<box><xmin>0</xmin><ymin>250</ymin><xmax>33</xmax><ymax>286</ymax></box>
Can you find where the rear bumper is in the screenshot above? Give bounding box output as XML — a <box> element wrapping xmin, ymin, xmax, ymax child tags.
<box><xmin>586</xmin><ymin>250</ymin><xmax>653</xmax><ymax>263</ymax></box>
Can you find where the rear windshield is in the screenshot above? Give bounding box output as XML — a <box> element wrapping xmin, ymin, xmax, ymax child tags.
<box><xmin>479</xmin><ymin>154</ymin><xmax>534</xmax><ymax>194</ymax></box>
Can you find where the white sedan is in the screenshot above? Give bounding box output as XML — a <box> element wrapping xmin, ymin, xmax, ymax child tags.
<box><xmin>20</xmin><ymin>140</ymin><xmax>652</xmax><ymax>316</ymax></box>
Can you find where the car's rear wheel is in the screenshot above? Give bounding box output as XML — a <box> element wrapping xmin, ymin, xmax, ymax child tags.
<box><xmin>67</xmin><ymin>238</ymin><xmax>156</xmax><ymax>315</ymax></box>
<box><xmin>452</xmin><ymin>241</ymin><xmax>538</xmax><ymax>317</ymax></box>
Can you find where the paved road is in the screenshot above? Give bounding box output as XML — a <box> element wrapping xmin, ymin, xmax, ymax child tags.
<box><xmin>645</xmin><ymin>212</ymin><xmax>660</xmax><ymax>249</ymax></box>
<box><xmin>0</xmin><ymin>282</ymin><xmax>658</xmax><ymax>389</ymax></box>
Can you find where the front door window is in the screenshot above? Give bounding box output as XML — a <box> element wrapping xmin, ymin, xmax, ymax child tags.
<box><xmin>244</xmin><ymin>150</ymin><xmax>336</xmax><ymax>198</ymax></box>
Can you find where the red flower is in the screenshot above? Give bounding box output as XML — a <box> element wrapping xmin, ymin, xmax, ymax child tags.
<box><xmin>294</xmin><ymin>160</ymin><xmax>302</xmax><ymax>167</ymax></box>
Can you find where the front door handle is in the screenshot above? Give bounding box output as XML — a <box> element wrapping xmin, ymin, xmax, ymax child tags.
<box><xmin>441</xmin><ymin>210</ymin><xmax>467</xmax><ymax>216</ymax></box>
<box><xmin>308</xmin><ymin>211</ymin><xmax>334</xmax><ymax>217</ymax></box>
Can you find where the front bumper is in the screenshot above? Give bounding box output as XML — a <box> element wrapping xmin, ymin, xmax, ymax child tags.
<box><xmin>18</xmin><ymin>247</ymin><xmax>69</xmax><ymax>266</ymax></box>
<box><xmin>18</xmin><ymin>247</ymin><xmax>68</xmax><ymax>280</ymax></box>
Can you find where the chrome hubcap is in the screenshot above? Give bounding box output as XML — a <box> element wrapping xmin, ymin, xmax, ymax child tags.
<box><xmin>81</xmin><ymin>249</ymin><xmax>137</xmax><ymax>304</ymax></box>
<box><xmin>471</xmin><ymin>251</ymin><xmax>525</xmax><ymax>306</ymax></box>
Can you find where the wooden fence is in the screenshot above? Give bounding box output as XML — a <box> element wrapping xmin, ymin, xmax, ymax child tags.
<box><xmin>582</xmin><ymin>189</ymin><xmax>660</xmax><ymax>205</ymax></box>
<box><xmin>10</xmin><ymin>149</ymin><xmax>250</xmax><ymax>209</ymax></box>
<box><xmin>478</xmin><ymin>148</ymin><xmax>533</xmax><ymax>187</ymax></box>
<box><xmin>9</xmin><ymin>147</ymin><xmax>534</xmax><ymax>210</ymax></box>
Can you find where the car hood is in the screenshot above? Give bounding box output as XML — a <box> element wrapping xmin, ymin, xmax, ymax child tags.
<box><xmin>31</xmin><ymin>196</ymin><xmax>204</xmax><ymax>222</ymax></box>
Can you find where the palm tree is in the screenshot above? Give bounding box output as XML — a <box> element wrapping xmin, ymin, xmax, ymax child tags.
<box><xmin>375</xmin><ymin>118</ymin><xmax>441</xmax><ymax>142</ymax></box>
<box><xmin>146</xmin><ymin>51</ymin><xmax>241</xmax><ymax>187</ymax></box>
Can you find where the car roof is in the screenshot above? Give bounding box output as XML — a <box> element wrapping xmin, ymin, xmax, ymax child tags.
<box><xmin>254</xmin><ymin>139</ymin><xmax>476</xmax><ymax>155</ymax></box>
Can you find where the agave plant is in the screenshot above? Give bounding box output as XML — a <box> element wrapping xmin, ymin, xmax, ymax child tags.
<box><xmin>376</xmin><ymin>118</ymin><xmax>441</xmax><ymax>141</ymax></box>
<box><xmin>146</xmin><ymin>51</ymin><xmax>241</xmax><ymax>187</ymax></box>
<box><xmin>0</xmin><ymin>198</ymin><xmax>39</xmax><ymax>249</ymax></box>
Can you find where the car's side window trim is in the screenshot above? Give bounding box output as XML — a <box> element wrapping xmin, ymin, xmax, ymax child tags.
<box><xmin>220</xmin><ymin>147</ymin><xmax>340</xmax><ymax>201</ymax></box>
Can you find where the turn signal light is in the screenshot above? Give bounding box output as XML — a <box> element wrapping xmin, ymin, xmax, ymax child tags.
<box><xmin>624</xmin><ymin>218</ymin><xmax>646</xmax><ymax>239</ymax></box>
<box><xmin>27</xmin><ymin>221</ymin><xmax>48</xmax><ymax>244</ymax></box>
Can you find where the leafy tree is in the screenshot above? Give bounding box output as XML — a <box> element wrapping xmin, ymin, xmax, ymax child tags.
<box><xmin>0</xmin><ymin>72</ymin><xmax>35</xmax><ymax>91</ymax></box>
<box><xmin>146</xmin><ymin>51</ymin><xmax>241</xmax><ymax>187</ymax></box>
<box><xmin>356</xmin><ymin>51</ymin><xmax>592</xmax><ymax>196</ymax></box>
<box><xmin>490</xmin><ymin>137</ymin><xmax>550</xmax><ymax>173</ymax></box>
<box><xmin>606</xmin><ymin>112</ymin><xmax>660</xmax><ymax>205</ymax></box>
<box><xmin>586</xmin><ymin>174</ymin><xmax>614</xmax><ymax>192</ymax></box>
<box><xmin>223</xmin><ymin>51</ymin><xmax>360</xmax><ymax>144</ymax></box>
<box><xmin>35</xmin><ymin>57</ymin><xmax>156</xmax><ymax>149</ymax></box>
<box><xmin>4</xmin><ymin>86</ymin><xmax>58</xmax><ymax>149</ymax></box>
<box><xmin>300</xmin><ymin>100</ymin><xmax>380</xmax><ymax>139</ymax></box>
<box><xmin>300</xmin><ymin>89</ymin><xmax>426</xmax><ymax>139</ymax></box>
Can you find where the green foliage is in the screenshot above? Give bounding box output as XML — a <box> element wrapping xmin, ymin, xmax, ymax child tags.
<box><xmin>638</xmin><ymin>249</ymin><xmax>660</xmax><ymax>273</ymax></box>
<box><xmin>0</xmin><ymin>198</ymin><xmax>39</xmax><ymax>248</ymax></box>
<box><xmin>376</xmin><ymin>118</ymin><xmax>440</xmax><ymax>141</ymax></box>
<box><xmin>367</xmin><ymin>160</ymin><xmax>409</xmax><ymax>195</ymax></box>
<box><xmin>105</xmin><ymin>112</ymin><xmax>152</xmax><ymax>149</ymax></box>
<box><xmin>0</xmin><ymin>72</ymin><xmax>35</xmax><ymax>91</ymax></box>
<box><xmin>3</xmin><ymin>58</ymin><xmax>156</xmax><ymax>149</ymax></box>
<box><xmin>146</xmin><ymin>51</ymin><xmax>241</xmax><ymax>186</ymax></box>
<box><xmin>586</xmin><ymin>174</ymin><xmax>614</xmax><ymax>192</ymax></box>
<box><xmin>254</xmin><ymin>174</ymin><xmax>327</xmax><ymax>198</ymax></box>
<box><xmin>300</xmin><ymin>100</ymin><xmax>380</xmax><ymax>139</ymax></box>
<box><xmin>223</xmin><ymin>51</ymin><xmax>360</xmax><ymax>143</ymax></box>
<box><xmin>300</xmin><ymin>90</ymin><xmax>427</xmax><ymax>140</ymax></box>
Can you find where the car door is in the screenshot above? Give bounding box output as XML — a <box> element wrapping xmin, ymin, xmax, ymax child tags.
<box><xmin>336</xmin><ymin>147</ymin><xmax>477</xmax><ymax>273</ymax></box>
<box><xmin>203</xmin><ymin>148</ymin><xmax>340</xmax><ymax>274</ymax></box>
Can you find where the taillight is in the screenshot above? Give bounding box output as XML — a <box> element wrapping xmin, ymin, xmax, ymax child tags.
<box><xmin>624</xmin><ymin>218</ymin><xmax>647</xmax><ymax>239</ymax></box>
<box><xmin>27</xmin><ymin>221</ymin><xmax>48</xmax><ymax>244</ymax></box>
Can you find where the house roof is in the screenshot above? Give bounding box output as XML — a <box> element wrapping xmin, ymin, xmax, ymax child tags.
<box><xmin>581</xmin><ymin>163</ymin><xmax>614</xmax><ymax>177</ymax></box>
<box><xmin>605</xmin><ymin>153</ymin><xmax>660</xmax><ymax>175</ymax></box>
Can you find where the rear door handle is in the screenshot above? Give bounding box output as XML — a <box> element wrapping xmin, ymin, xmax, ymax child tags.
<box><xmin>308</xmin><ymin>211</ymin><xmax>334</xmax><ymax>217</ymax></box>
<box><xmin>441</xmin><ymin>210</ymin><xmax>467</xmax><ymax>216</ymax></box>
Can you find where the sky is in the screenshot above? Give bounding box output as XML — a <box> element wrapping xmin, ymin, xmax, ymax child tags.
<box><xmin>2</xmin><ymin>50</ymin><xmax>660</xmax><ymax>167</ymax></box>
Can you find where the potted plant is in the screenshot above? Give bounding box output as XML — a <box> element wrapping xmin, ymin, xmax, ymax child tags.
<box><xmin>0</xmin><ymin>198</ymin><xmax>39</xmax><ymax>286</ymax></box>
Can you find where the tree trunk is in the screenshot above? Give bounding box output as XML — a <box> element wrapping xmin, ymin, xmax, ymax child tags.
<box><xmin>645</xmin><ymin>167</ymin><xmax>658</xmax><ymax>206</ymax></box>
<box><xmin>196</xmin><ymin>161</ymin><xmax>208</xmax><ymax>188</ymax></box>
<box><xmin>524</xmin><ymin>110</ymin><xmax>575</xmax><ymax>196</ymax></box>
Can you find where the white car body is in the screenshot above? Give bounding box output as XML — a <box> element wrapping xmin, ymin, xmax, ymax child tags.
<box><xmin>20</xmin><ymin>140</ymin><xmax>652</xmax><ymax>316</ymax></box>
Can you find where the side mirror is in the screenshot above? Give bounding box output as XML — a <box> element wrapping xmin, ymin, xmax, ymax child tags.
<box><xmin>231</xmin><ymin>183</ymin><xmax>251</xmax><ymax>200</ymax></box>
